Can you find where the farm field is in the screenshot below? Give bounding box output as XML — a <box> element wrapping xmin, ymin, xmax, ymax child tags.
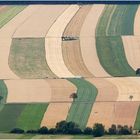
<box><xmin>0</xmin><ymin>3</ymin><xmax>140</xmax><ymax>138</ymax></box>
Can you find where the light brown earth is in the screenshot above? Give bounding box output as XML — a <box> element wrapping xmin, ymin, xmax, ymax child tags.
<box><xmin>41</xmin><ymin>103</ymin><xmax>71</xmax><ymax>128</ymax></box>
<box><xmin>0</xmin><ymin>5</ymin><xmax>40</xmax><ymax>79</ymax></box>
<box><xmin>62</xmin><ymin>6</ymin><xmax>93</xmax><ymax>77</ymax></box>
<box><xmin>46</xmin><ymin>79</ymin><xmax>77</xmax><ymax>102</ymax></box>
<box><xmin>87</xmin><ymin>78</ymin><xmax>118</xmax><ymax>101</ymax></box>
<box><xmin>80</xmin><ymin>5</ymin><xmax>110</xmax><ymax>77</ymax></box>
<box><xmin>87</xmin><ymin>102</ymin><xmax>115</xmax><ymax>128</ymax></box>
<box><xmin>5</xmin><ymin>79</ymin><xmax>52</xmax><ymax>103</ymax></box>
<box><xmin>107</xmin><ymin>78</ymin><xmax>140</xmax><ymax>101</ymax></box>
<box><xmin>114</xmin><ymin>102</ymin><xmax>139</xmax><ymax>127</ymax></box>
<box><xmin>134</xmin><ymin>6</ymin><xmax>140</xmax><ymax>35</ymax></box>
<box><xmin>13</xmin><ymin>5</ymin><xmax>68</xmax><ymax>38</ymax></box>
<box><xmin>45</xmin><ymin>5</ymin><xmax>79</xmax><ymax>78</ymax></box>
<box><xmin>122</xmin><ymin>36</ymin><xmax>140</xmax><ymax>70</ymax></box>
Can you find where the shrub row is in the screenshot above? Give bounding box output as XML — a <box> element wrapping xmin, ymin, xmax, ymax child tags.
<box><xmin>10</xmin><ymin>121</ymin><xmax>133</xmax><ymax>137</ymax></box>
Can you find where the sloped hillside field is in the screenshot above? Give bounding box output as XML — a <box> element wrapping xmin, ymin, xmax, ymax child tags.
<box><xmin>0</xmin><ymin>3</ymin><xmax>140</xmax><ymax>138</ymax></box>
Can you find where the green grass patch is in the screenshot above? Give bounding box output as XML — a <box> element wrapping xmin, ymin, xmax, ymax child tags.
<box><xmin>0</xmin><ymin>104</ymin><xmax>26</xmax><ymax>132</ymax></box>
<box><xmin>66</xmin><ymin>78</ymin><xmax>97</xmax><ymax>129</ymax></box>
<box><xmin>0</xmin><ymin>6</ymin><xmax>26</xmax><ymax>29</ymax></box>
<box><xmin>16</xmin><ymin>104</ymin><xmax>48</xmax><ymax>131</ymax></box>
<box><xmin>96</xmin><ymin>5</ymin><xmax>138</xmax><ymax>36</ymax></box>
<box><xmin>9</xmin><ymin>38</ymin><xmax>56</xmax><ymax>78</ymax></box>
<box><xmin>134</xmin><ymin>106</ymin><xmax>140</xmax><ymax>130</ymax></box>
<box><xmin>96</xmin><ymin>36</ymin><xmax>135</xmax><ymax>76</ymax></box>
<box><xmin>0</xmin><ymin>81</ymin><xmax>8</xmax><ymax>111</ymax></box>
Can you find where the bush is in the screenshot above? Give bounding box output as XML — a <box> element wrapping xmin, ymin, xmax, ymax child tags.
<box><xmin>10</xmin><ymin>128</ymin><xmax>24</xmax><ymax>134</ymax></box>
<box><xmin>48</xmin><ymin>128</ymin><xmax>57</xmax><ymax>134</ymax></box>
<box><xmin>38</xmin><ymin>126</ymin><xmax>48</xmax><ymax>134</ymax></box>
<box><xmin>93</xmin><ymin>123</ymin><xmax>105</xmax><ymax>137</ymax></box>
<box><xmin>26</xmin><ymin>130</ymin><xmax>37</xmax><ymax>134</ymax></box>
<box><xmin>83</xmin><ymin>127</ymin><xmax>93</xmax><ymax>135</ymax></box>
<box><xmin>108</xmin><ymin>124</ymin><xmax>117</xmax><ymax>135</ymax></box>
<box><xmin>55</xmin><ymin>120</ymin><xmax>82</xmax><ymax>134</ymax></box>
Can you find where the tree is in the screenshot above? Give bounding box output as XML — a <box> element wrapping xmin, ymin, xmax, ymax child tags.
<box><xmin>38</xmin><ymin>126</ymin><xmax>48</xmax><ymax>134</ymax></box>
<box><xmin>70</xmin><ymin>93</ymin><xmax>78</xmax><ymax>102</ymax></box>
<box><xmin>10</xmin><ymin>128</ymin><xmax>24</xmax><ymax>134</ymax></box>
<box><xmin>48</xmin><ymin>128</ymin><xmax>57</xmax><ymax>134</ymax></box>
<box><xmin>108</xmin><ymin>124</ymin><xmax>117</xmax><ymax>135</ymax></box>
<box><xmin>136</xmin><ymin>68</ymin><xmax>140</xmax><ymax>76</ymax></box>
<box><xmin>84</xmin><ymin>127</ymin><xmax>93</xmax><ymax>135</ymax></box>
<box><xmin>26</xmin><ymin>130</ymin><xmax>37</xmax><ymax>134</ymax></box>
<box><xmin>93</xmin><ymin>123</ymin><xmax>105</xmax><ymax>137</ymax></box>
<box><xmin>129</xmin><ymin>95</ymin><xmax>133</xmax><ymax>101</ymax></box>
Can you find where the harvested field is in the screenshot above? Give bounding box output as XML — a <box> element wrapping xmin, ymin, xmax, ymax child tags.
<box><xmin>87</xmin><ymin>102</ymin><xmax>115</xmax><ymax>128</ymax></box>
<box><xmin>5</xmin><ymin>79</ymin><xmax>52</xmax><ymax>103</ymax></box>
<box><xmin>107</xmin><ymin>78</ymin><xmax>140</xmax><ymax>101</ymax></box>
<box><xmin>9</xmin><ymin>38</ymin><xmax>56</xmax><ymax>78</ymax></box>
<box><xmin>41</xmin><ymin>103</ymin><xmax>71</xmax><ymax>128</ymax></box>
<box><xmin>0</xmin><ymin>104</ymin><xmax>26</xmax><ymax>131</ymax></box>
<box><xmin>87</xmin><ymin>78</ymin><xmax>118</xmax><ymax>101</ymax></box>
<box><xmin>46</xmin><ymin>79</ymin><xmax>76</xmax><ymax>102</ymax></box>
<box><xmin>16</xmin><ymin>104</ymin><xmax>48</xmax><ymax>130</ymax></box>
<box><xmin>45</xmin><ymin>5</ymin><xmax>79</xmax><ymax>77</ymax></box>
<box><xmin>134</xmin><ymin>106</ymin><xmax>140</xmax><ymax>130</ymax></box>
<box><xmin>122</xmin><ymin>36</ymin><xmax>140</xmax><ymax>70</ymax></box>
<box><xmin>0</xmin><ymin>5</ymin><xmax>37</xmax><ymax>79</ymax></box>
<box><xmin>96</xmin><ymin>36</ymin><xmax>135</xmax><ymax>76</ymax></box>
<box><xmin>134</xmin><ymin>6</ymin><xmax>140</xmax><ymax>35</ymax></box>
<box><xmin>114</xmin><ymin>102</ymin><xmax>139</xmax><ymax>127</ymax></box>
<box><xmin>0</xmin><ymin>81</ymin><xmax>8</xmax><ymax>111</ymax></box>
<box><xmin>13</xmin><ymin>5</ymin><xmax>68</xmax><ymax>38</ymax></box>
<box><xmin>80</xmin><ymin>5</ymin><xmax>110</xmax><ymax>77</ymax></box>
<box><xmin>96</xmin><ymin>5</ymin><xmax>138</xmax><ymax>36</ymax></box>
<box><xmin>62</xmin><ymin>6</ymin><xmax>92</xmax><ymax>77</ymax></box>
<box><xmin>67</xmin><ymin>78</ymin><xmax>97</xmax><ymax>129</ymax></box>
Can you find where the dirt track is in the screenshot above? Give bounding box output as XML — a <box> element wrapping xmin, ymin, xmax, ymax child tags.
<box><xmin>80</xmin><ymin>5</ymin><xmax>110</xmax><ymax>77</ymax></box>
<box><xmin>5</xmin><ymin>79</ymin><xmax>51</xmax><ymax>103</ymax></box>
<box><xmin>122</xmin><ymin>36</ymin><xmax>140</xmax><ymax>70</ymax></box>
<box><xmin>45</xmin><ymin>5</ymin><xmax>79</xmax><ymax>77</ymax></box>
<box><xmin>46</xmin><ymin>79</ymin><xmax>76</xmax><ymax>102</ymax></box>
<box><xmin>62</xmin><ymin>6</ymin><xmax>92</xmax><ymax>77</ymax></box>
<box><xmin>41</xmin><ymin>103</ymin><xmax>71</xmax><ymax>128</ymax></box>
<box><xmin>13</xmin><ymin>5</ymin><xmax>68</xmax><ymax>38</ymax></box>
<box><xmin>107</xmin><ymin>77</ymin><xmax>140</xmax><ymax>101</ymax></box>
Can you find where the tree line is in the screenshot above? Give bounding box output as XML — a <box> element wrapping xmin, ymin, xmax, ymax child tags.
<box><xmin>10</xmin><ymin>121</ymin><xmax>134</xmax><ymax>137</ymax></box>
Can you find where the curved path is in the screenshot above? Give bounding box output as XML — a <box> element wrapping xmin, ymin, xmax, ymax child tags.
<box><xmin>0</xmin><ymin>5</ymin><xmax>37</xmax><ymax>79</ymax></box>
<box><xmin>13</xmin><ymin>5</ymin><xmax>68</xmax><ymax>38</ymax></box>
<box><xmin>5</xmin><ymin>79</ymin><xmax>52</xmax><ymax>103</ymax></box>
<box><xmin>45</xmin><ymin>5</ymin><xmax>79</xmax><ymax>78</ymax></box>
<box><xmin>134</xmin><ymin>6</ymin><xmax>140</xmax><ymax>35</ymax></box>
<box><xmin>41</xmin><ymin>79</ymin><xmax>76</xmax><ymax>128</ymax></box>
<box><xmin>107</xmin><ymin>77</ymin><xmax>140</xmax><ymax>101</ymax></box>
<box><xmin>122</xmin><ymin>36</ymin><xmax>140</xmax><ymax>70</ymax></box>
<box><xmin>114</xmin><ymin>102</ymin><xmax>139</xmax><ymax>127</ymax></box>
<box><xmin>86</xmin><ymin>78</ymin><xmax>118</xmax><ymax>128</ymax></box>
<box><xmin>80</xmin><ymin>5</ymin><xmax>110</xmax><ymax>77</ymax></box>
<box><xmin>62</xmin><ymin>6</ymin><xmax>93</xmax><ymax>77</ymax></box>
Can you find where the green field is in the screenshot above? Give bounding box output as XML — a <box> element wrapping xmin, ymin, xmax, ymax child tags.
<box><xmin>95</xmin><ymin>5</ymin><xmax>137</xmax><ymax>76</ymax></box>
<box><xmin>134</xmin><ymin>106</ymin><xmax>140</xmax><ymax>130</ymax></box>
<box><xmin>0</xmin><ymin>6</ymin><xmax>26</xmax><ymax>29</ymax></box>
<box><xmin>0</xmin><ymin>104</ymin><xmax>26</xmax><ymax>132</ymax></box>
<box><xmin>9</xmin><ymin>38</ymin><xmax>56</xmax><ymax>78</ymax></box>
<box><xmin>96</xmin><ymin>5</ymin><xmax>138</xmax><ymax>36</ymax></box>
<box><xmin>0</xmin><ymin>81</ymin><xmax>8</xmax><ymax>111</ymax></box>
<box><xmin>16</xmin><ymin>104</ymin><xmax>48</xmax><ymax>131</ymax></box>
<box><xmin>96</xmin><ymin>36</ymin><xmax>135</xmax><ymax>76</ymax></box>
<box><xmin>67</xmin><ymin>79</ymin><xmax>97</xmax><ymax>129</ymax></box>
